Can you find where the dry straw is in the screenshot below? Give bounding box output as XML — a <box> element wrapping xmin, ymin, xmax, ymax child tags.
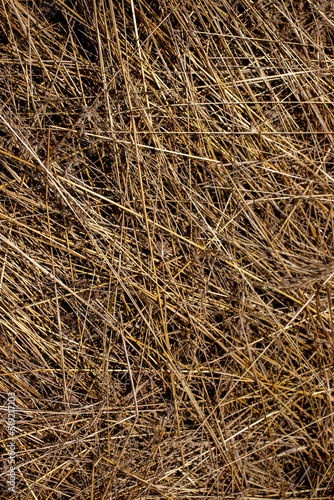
<box><xmin>0</xmin><ymin>0</ymin><xmax>334</xmax><ymax>498</ymax></box>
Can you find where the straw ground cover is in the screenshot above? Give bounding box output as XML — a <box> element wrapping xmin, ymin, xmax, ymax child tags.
<box><xmin>1</xmin><ymin>0</ymin><xmax>334</xmax><ymax>498</ymax></box>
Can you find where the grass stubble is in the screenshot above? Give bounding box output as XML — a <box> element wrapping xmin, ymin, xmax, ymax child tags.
<box><xmin>0</xmin><ymin>0</ymin><xmax>334</xmax><ymax>498</ymax></box>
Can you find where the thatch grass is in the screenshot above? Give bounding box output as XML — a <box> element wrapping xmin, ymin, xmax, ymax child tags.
<box><xmin>1</xmin><ymin>0</ymin><xmax>334</xmax><ymax>498</ymax></box>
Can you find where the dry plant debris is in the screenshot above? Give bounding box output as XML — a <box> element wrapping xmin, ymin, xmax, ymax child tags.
<box><xmin>1</xmin><ymin>0</ymin><xmax>334</xmax><ymax>498</ymax></box>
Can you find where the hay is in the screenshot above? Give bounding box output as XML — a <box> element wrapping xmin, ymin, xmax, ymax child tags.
<box><xmin>1</xmin><ymin>0</ymin><xmax>334</xmax><ymax>498</ymax></box>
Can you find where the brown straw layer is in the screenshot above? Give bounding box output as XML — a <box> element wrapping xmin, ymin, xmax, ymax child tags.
<box><xmin>1</xmin><ymin>0</ymin><xmax>334</xmax><ymax>498</ymax></box>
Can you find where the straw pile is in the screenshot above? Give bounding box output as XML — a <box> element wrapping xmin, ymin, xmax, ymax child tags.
<box><xmin>1</xmin><ymin>0</ymin><xmax>334</xmax><ymax>498</ymax></box>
